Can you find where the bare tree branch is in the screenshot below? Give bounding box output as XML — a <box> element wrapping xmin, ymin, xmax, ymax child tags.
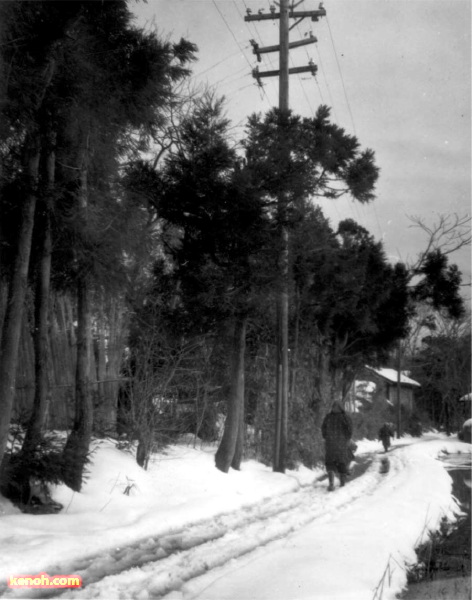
<box><xmin>407</xmin><ymin>213</ymin><xmax>471</xmax><ymax>272</ymax></box>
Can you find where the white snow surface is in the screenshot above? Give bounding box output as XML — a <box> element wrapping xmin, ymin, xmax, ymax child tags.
<box><xmin>366</xmin><ymin>368</ymin><xmax>420</xmax><ymax>387</ymax></box>
<box><xmin>0</xmin><ymin>433</ymin><xmax>470</xmax><ymax>600</ymax></box>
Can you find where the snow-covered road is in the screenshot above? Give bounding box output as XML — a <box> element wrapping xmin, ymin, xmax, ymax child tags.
<box><xmin>48</xmin><ymin>456</ymin><xmax>380</xmax><ymax>599</ymax></box>
<box><xmin>0</xmin><ymin>434</ymin><xmax>469</xmax><ymax>600</ymax></box>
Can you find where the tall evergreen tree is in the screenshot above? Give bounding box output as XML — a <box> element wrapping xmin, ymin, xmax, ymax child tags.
<box><xmin>243</xmin><ymin>106</ymin><xmax>380</xmax><ymax>471</ymax></box>
<box><xmin>0</xmin><ymin>0</ymin><xmax>85</xmax><ymax>470</ymax></box>
<box><xmin>142</xmin><ymin>95</ymin><xmax>271</xmax><ymax>473</ymax></box>
<box><xmin>0</xmin><ymin>0</ymin><xmax>196</xmax><ymax>486</ymax></box>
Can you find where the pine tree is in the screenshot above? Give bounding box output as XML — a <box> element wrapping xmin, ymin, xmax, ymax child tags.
<box><xmin>243</xmin><ymin>106</ymin><xmax>380</xmax><ymax>471</ymax></box>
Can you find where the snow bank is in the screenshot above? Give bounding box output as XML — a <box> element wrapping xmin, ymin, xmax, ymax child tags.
<box><xmin>0</xmin><ymin>433</ymin><xmax>469</xmax><ymax>600</ymax></box>
<box><xmin>0</xmin><ymin>438</ymin><xmax>321</xmax><ymax>584</ymax></box>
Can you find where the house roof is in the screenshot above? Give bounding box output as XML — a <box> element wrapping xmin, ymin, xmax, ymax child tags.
<box><xmin>365</xmin><ymin>366</ymin><xmax>421</xmax><ymax>388</ymax></box>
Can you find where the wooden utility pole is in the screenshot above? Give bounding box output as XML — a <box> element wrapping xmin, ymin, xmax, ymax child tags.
<box><xmin>396</xmin><ymin>340</ymin><xmax>402</xmax><ymax>438</ymax></box>
<box><xmin>245</xmin><ymin>1</ymin><xmax>325</xmax><ymax>473</ymax></box>
<box><xmin>274</xmin><ymin>0</ymin><xmax>290</xmax><ymax>473</ymax></box>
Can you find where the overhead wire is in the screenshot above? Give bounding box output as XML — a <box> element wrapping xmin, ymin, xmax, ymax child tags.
<box><xmin>288</xmin><ymin>46</ymin><xmax>315</xmax><ymax>117</ymax></box>
<box><xmin>213</xmin><ymin>0</ymin><xmax>258</xmax><ymax>92</ymax></box>
<box><xmin>239</xmin><ymin>0</ymin><xmax>278</xmax><ymax>107</ymax></box>
<box><xmin>293</xmin><ymin>20</ymin><xmax>327</xmax><ymax>110</ymax></box>
<box><xmin>291</xmin><ymin>11</ymin><xmax>343</xmax><ymax>222</ymax></box>
<box><xmin>323</xmin><ymin>17</ymin><xmax>385</xmax><ymax>242</ymax></box>
<box><xmin>325</xmin><ymin>15</ymin><xmax>356</xmax><ymax>136</ymax></box>
<box><xmin>212</xmin><ymin>0</ymin><xmax>275</xmax><ymax>110</ymax></box>
<box><xmin>211</xmin><ymin>65</ymin><xmax>248</xmax><ymax>87</ymax></box>
<box><xmin>211</xmin><ymin>0</ymin><xmax>274</xmax><ymax>134</ymax></box>
<box><xmin>210</xmin><ymin>2</ymin><xmax>383</xmax><ymax>243</ymax></box>
<box><xmin>313</xmin><ymin>41</ymin><xmax>338</xmax><ymax>123</ymax></box>
<box><xmin>289</xmin><ymin>11</ymin><xmax>358</xmax><ymax>229</ymax></box>
<box><xmin>289</xmin><ymin>7</ymin><xmax>345</xmax><ymax>223</ymax></box>
<box><xmin>212</xmin><ymin>0</ymin><xmax>253</xmax><ymax>71</ymax></box>
<box><xmin>292</xmin><ymin>20</ymin><xmax>326</xmax><ymax>118</ymax></box>
<box><xmin>190</xmin><ymin>47</ymin><xmax>250</xmax><ymax>80</ymax></box>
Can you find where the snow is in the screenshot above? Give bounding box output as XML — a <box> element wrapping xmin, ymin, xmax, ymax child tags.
<box><xmin>366</xmin><ymin>367</ymin><xmax>421</xmax><ymax>387</ymax></box>
<box><xmin>0</xmin><ymin>433</ymin><xmax>470</xmax><ymax>600</ymax></box>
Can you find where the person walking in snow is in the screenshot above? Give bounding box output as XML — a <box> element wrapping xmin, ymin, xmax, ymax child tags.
<box><xmin>321</xmin><ymin>401</ymin><xmax>353</xmax><ymax>491</ymax></box>
<box><xmin>378</xmin><ymin>422</ymin><xmax>395</xmax><ymax>452</ymax></box>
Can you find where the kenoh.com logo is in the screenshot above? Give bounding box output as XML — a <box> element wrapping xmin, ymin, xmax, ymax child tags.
<box><xmin>8</xmin><ymin>572</ymin><xmax>82</xmax><ymax>589</ymax></box>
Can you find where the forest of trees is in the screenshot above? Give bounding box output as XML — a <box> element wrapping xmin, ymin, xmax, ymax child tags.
<box><xmin>0</xmin><ymin>1</ymin><xmax>469</xmax><ymax>507</ymax></box>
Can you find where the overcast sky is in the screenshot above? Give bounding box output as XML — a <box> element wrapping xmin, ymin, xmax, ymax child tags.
<box><xmin>133</xmin><ymin>0</ymin><xmax>471</xmax><ymax>296</ymax></box>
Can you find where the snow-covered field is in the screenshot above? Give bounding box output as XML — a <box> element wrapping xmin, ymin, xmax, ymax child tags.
<box><xmin>0</xmin><ymin>433</ymin><xmax>470</xmax><ymax>600</ymax></box>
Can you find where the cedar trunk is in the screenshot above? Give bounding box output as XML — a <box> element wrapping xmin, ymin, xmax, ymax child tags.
<box><xmin>62</xmin><ymin>277</ymin><xmax>93</xmax><ymax>491</ymax></box>
<box><xmin>21</xmin><ymin>135</ymin><xmax>55</xmax><ymax>457</ymax></box>
<box><xmin>0</xmin><ymin>138</ymin><xmax>40</xmax><ymax>467</ymax></box>
<box><xmin>62</xmin><ymin>163</ymin><xmax>93</xmax><ymax>491</ymax></box>
<box><xmin>215</xmin><ymin>315</ymin><xmax>247</xmax><ymax>473</ymax></box>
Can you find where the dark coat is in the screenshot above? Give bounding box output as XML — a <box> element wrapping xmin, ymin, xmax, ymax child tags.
<box><xmin>378</xmin><ymin>423</ymin><xmax>395</xmax><ymax>441</ymax></box>
<box><xmin>321</xmin><ymin>403</ymin><xmax>353</xmax><ymax>472</ymax></box>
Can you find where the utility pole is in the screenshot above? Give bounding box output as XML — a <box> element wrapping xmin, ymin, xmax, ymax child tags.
<box><xmin>245</xmin><ymin>1</ymin><xmax>326</xmax><ymax>473</ymax></box>
<box><xmin>396</xmin><ymin>340</ymin><xmax>402</xmax><ymax>438</ymax></box>
<box><xmin>274</xmin><ymin>0</ymin><xmax>289</xmax><ymax>474</ymax></box>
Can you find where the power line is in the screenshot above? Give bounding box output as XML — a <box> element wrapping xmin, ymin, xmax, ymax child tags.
<box><xmin>231</xmin><ymin>4</ymin><xmax>383</xmax><ymax>245</ymax></box>
<box><xmin>324</xmin><ymin>16</ymin><xmax>386</xmax><ymax>242</ymax></box>
<box><xmin>325</xmin><ymin>16</ymin><xmax>356</xmax><ymax>135</ymax></box>
<box><xmin>190</xmin><ymin>47</ymin><xmax>249</xmax><ymax>79</ymax></box>
<box><xmin>212</xmin><ymin>0</ymin><xmax>275</xmax><ymax>116</ymax></box>
<box><xmin>212</xmin><ymin>0</ymin><xmax>254</xmax><ymax>72</ymax></box>
<box><xmin>290</xmin><ymin>14</ymin><xmax>368</xmax><ymax>233</ymax></box>
<box><xmin>314</xmin><ymin>42</ymin><xmax>338</xmax><ymax>123</ymax></box>
<box><xmin>226</xmin><ymin>82</ymin><xmax>256</xmax><ymax>94</ymax></box>
<box><xmin>292</xmin><ymin>21</ymin><xmax>320</xmax><ymax>117</ymax></box>
<box><xmin>211</xmin><ymin>66</ymin><xmax>248</xmax><ymax>87</ymax></box>
<box><xmin>296</xmin><ymin>22</ymin><xmax>324</xmax><ymax>116</ymax></box>
<box><xmin>239</xmin><ymin>0</ymin><xmax>277</xmax><ymax>107</ymax></box>
<box><xmin>313</xmin><ymin>76</ymin><xmax>325</xmax><ymax>105</ymax></box>
<box><xmin>288</xmin><ymin>50</ymin><xmax>315</xmax><ymax>117</ymax></box>
<box><xmin>312</xmin><ymin>16</ymin><xmax>372</xmax><ymax>231</ymax></box>
<box><xmin>291</xmin><ymin>11</ymin><xmax>338</xmax><ymax>121</ymax></box>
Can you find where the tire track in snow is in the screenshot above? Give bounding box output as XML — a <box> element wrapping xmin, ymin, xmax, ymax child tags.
<box><xmin>3</xmin><ymin>453</ymin><xmax>392</xmax><ymax>600</ymax></box>
<box><xmin>70</xmin><ymin>454</ymin><xmax>390</xmax><ymax>599</ymax></box>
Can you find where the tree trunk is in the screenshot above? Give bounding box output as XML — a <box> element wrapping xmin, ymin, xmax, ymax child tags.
<box><xmin>0</xmin><ymin>10</ymin><xmax>81</xmax><ymax>469</ymax></box>
<box><xmin>105</xmin><ymin>298</ymin><xmax>127</xmax><ymax>430</ymax></box>
<box><xmin>0</xmin><ymin>276</ymin><xmax>9</xmax><ymax>349</ymax></box>
<box><xmin>215</xmin><ymin>315</ymin><xmax>247</xmax><ymax>473</ymax></box>
<box><xmin>93</xmin><ymin>298</ymin><xmax>108</xmax><ymax>432</ymax></box>
<box><xmin>62</xmin><ymin>162</ymin><xmax>93</xmax><ymax>491</ymax></box>
<box><xmin>21</xmin><ymin>132</ymin><xmax>55</xmax><ymax>458</ymax></box>
<box><xmin>230</xmin><ymin>378</ymin><xmax>245</xmax><ymax>471</ymax></box>
<box><xmin>47</xmin><ymin>293</ymin><xmax>76</xmax><ymax>429</ymax></box>
<box><xmin>93</xmin><ymin>295</ymin><xmax>126</xmax><ymax>434</ymax></box>
<box><xmin>62</xmin><ymin>276</ymin><xmax>93</xmax><ymax>491</ymax></box>
<box><xmin>0</xmin><ymin>135</ymin><xmax>40</xmax><ymax>467</ymax></box>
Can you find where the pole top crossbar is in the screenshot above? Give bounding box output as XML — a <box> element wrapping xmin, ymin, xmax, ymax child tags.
<box><xmin>245</xmin><ymin>7</ymin><xmax>326</xmax><ymax>22</ymax></box>
<box><xmin>252</xmin><ymin>62</ymin><xmax>317</xmax><ymax>86</ymax></box>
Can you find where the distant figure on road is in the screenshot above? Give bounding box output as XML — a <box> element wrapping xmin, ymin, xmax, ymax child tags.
<box><xmin>459</xmin><ymin>418</ymin><xmax>472</xmax><ymax>443</ymax></box>
<box><xmin>378</xmin><ymin>422</ymin><xmax>395</xmax><ymax>452</ymax></box>
<box><xmin>321</xmin><ymin>401</ymin><xmax>353</xmax><ymax>491</ymax></box>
